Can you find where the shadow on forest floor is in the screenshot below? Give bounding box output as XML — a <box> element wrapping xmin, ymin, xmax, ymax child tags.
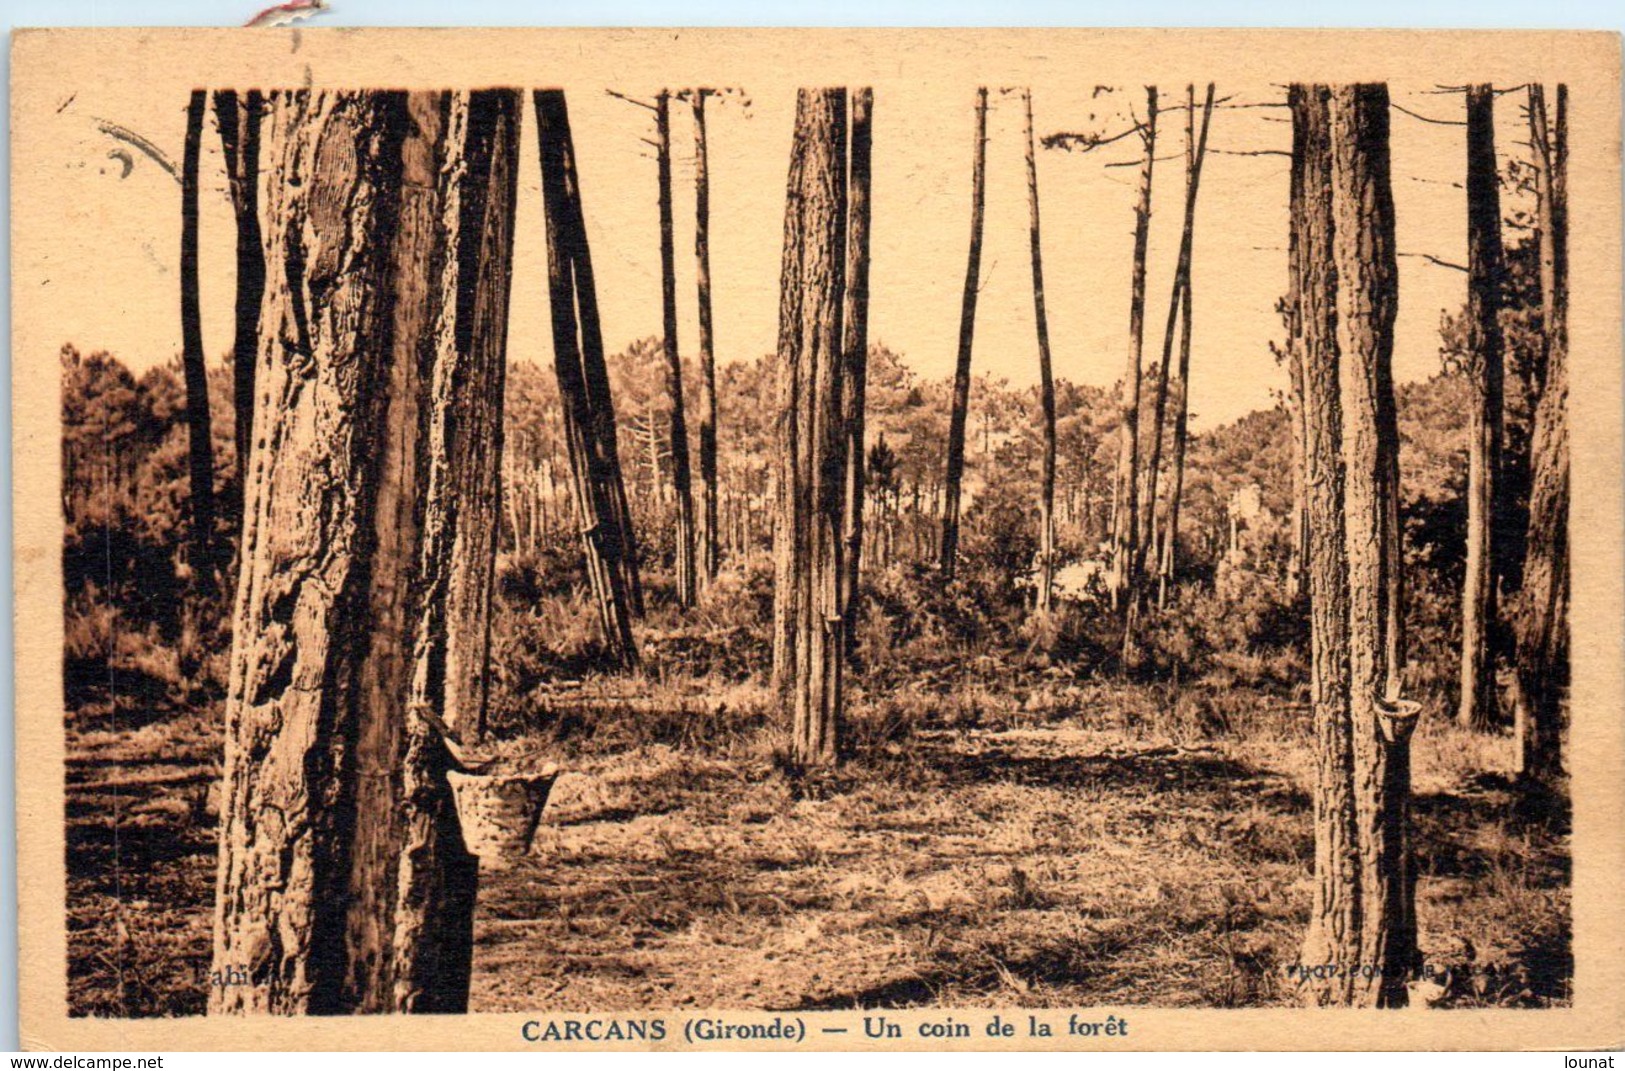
<box><xmin>62</xmin><ymin>688</ymin><xmax>1570</xmax><ymax>1016</ymax></box>
<box><xmin>471</xmin><ymin>707</ymin><xmax>1569</xmax><ymax>1012</ymax></box>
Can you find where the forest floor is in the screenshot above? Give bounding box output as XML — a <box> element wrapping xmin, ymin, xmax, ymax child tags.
<box><xmin>64</xmin><ymin>673</ymin><xmax>1571</xmax><ymax>1017</ymax></box>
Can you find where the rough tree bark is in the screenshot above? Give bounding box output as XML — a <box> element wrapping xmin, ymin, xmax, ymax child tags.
<box><xmin>774</xmin><ymin>89</ymin><xmax>849</xmax><ymax>766</ymax></box>
<box><xmin>1024</xmin><ymin>88</ymin><xmax>1058</xmax><ymax>615</ymax></box>
<box><xmin>1146</xmin><ymin>84</ymin><xmax>1213</xmax><ymax>611</ymax></box>
<box><xmin>694</xmin><ymin>90</ymin><xmax>720</xmax><ymax>587</ymax></box>
<box><xmin>561</xmin><ymin>136</ymin><xmax>644</xmax><ymax>620</ymax></box>
<box><xmin>771</xmin><ymin>107</ymin><xmax>812</xmax><ymax>699</ymax></box>
<box><xmin>1161</xmin><ymin>279</ymin><xmax>1198</xmax><ymax>608</ymax></box>
<box><xmin>213</xmin><ymin>89</ymin><xmax>265</xmax><ymax>495</ymax></box>
<box><xmin>1513</xmin><ymin>83</ymin><xmax>1568</xmax><ymax>787</ymax></box>
<box><xmin>840</xmin><ymin>88</ymin><xmax>873</xmax><ymax>652</ymax></box>
<box><xmin>1285</xmin><ymin>379</ymin><xmax>1311</xmax><ymax>601</ymax></box>
<box><xmin>211</xmin><ymin>89</ymin><xmax>519</xmax><ymax>1015</ymax></box>
<box><xmin>1293</xmin><ymin>82</ymin><xmax>1416</xmax><ymax>1008</ymax></box>
<box><xmin>536</xmin><ymin>89</ymin><xmax>639</xmax><ymax>667</ymax></box>
<box><xmin>657</xmin><ymin>91</ymin><xmax>698</xmax><ymax>608</ymax></box>
<box><xmin>1112</xmin><ymin>87</ymin><xmax>1157</xmax><ymax>661</ymax></box>
<box><xmin>1458</xmin><ymin>84</ymin><xmax>1507</xmax><ymax>732</ymax></box>
<box><xmin>939</xmin><ymin>87</ymin><xmax>988</xmax><ymax>579</ymax></box>
<box><xmin>180</xmin><ymin>89</ymin><xmax>215</xmax><ymax>570</ymax></box>
<box><xmin>1281</xmin><ymin>104</ymin><xmax>1312</xmax><ymax>606</ymax></box>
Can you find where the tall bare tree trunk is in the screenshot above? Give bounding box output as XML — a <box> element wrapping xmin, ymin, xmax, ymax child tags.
<box><xmin>939</xmin><ymin>87</ymin><xmax>988</xmax><ymax>580</ymax></box>
<box><xmin>840</xmin><ymin>88</ymin><xmax>873</xmax><ymax>652</ymax></box>
<box><xmin>775</xmin><ymin>88</ymin><xmax>848</xmax><ymax>765</ymax></box>
<box><xmin>1294</xmin><ymin>82</ymin><xmax>1415</xmax><ymax>1008</ymax></box>
<box><xmin>536</xmin><ymin>89</ymin><xmax>639</xmax><ymax>667</ymax></box>
<box><xmin>1278</xmin><ymin>85</ymin><xmax>1314</xmax><ymax>606</ymax></box>
<box><xmin>657</xmin><ymin>91</ymin><xmax>698</xmax><ymax>608</ymax></box>
<box><xmin>212</xmin><ymin>89</ymin><xmax>518</xmax><ymax>1014</ymax></box>
<box><xmin>1292</xmin><ymin>83</ymin><xmax>1355</xmax><ymax>1004</ymax></box>
<box><xmin>1140</xmin><ymin>89</ymin><xmax>1190</xmax><ymax>596</ymax></box>
<box><xmin>1161</xmin><ymin>278</ymin><xmax>1197</xmax><ymax>609</ymax></box>
<box><xmin>180</xmin><ymin>89</ymin><xmax>215</xmax><ymax>571</ymax></box>
<box><xmin>1023</xmin><ymin>89</ymin><xmax>1058</xmax><ymax>615</ymax></box>
<box><xmin>771</xmin><ymin>109</ymin><xmax>812</xmax><ymax>699</ymax></box>
<box><xmin>1112</xmin><ymin>87</ymin><xmax>1157</xmax><ymax>659</ymax></box>
<box><xmin>1281</xmin><ymin>237</ymin><xmax>1311</xmax><ymax>603</ymax></box>
<box><xmin>1514</xmin><ymin>83</ymin><xmax>1568</xmax><ymax>787</ymax></box>
<box><xmin>694</xmin><ymin>90</ymin><xmax>720</xmax><ymax>587</ymax></box>
<box><xmin>1146</xmin><ymin>84</ymin><xmax>1214</xmax><ymax>611</ymax></box>
<box><xmin>1383</xmin><ymin>381</ymin><xmax>1406</xmax><ymax>689</ymax></box>
<box><xmin>1285</xmin><ymin>387</ymin><xmax>1311</xmax><ymax>600</ymax></box>
<box><xmin>214</xmin><ymin>89</ymin><xmax>265</xmax><ymax>496</ymax></box>
<box><xmin>1458</xmin><ymin>84</ymin><xmax>1507</xmax><ymax>732</ymax></box>
<box><xmin>567</xmin><ymin>150</ymin><xmax>644</xmax><ymax>619</ymax></box>
<box><xmin>640</xmin><ymin>401</ymin><xmax>663</xmax><ymax>510</ymax></box>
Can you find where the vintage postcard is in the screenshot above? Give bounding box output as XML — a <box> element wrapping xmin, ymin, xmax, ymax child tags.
<box><xmin>10</xmin><ymin>26</ymin><xmax>1623</xmax><ymax>1051</ymax></box>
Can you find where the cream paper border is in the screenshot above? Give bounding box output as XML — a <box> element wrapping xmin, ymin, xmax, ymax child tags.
<box><xmin>11</xmin><ymin>26</ymin><xmax>1623</xmax><ymax>1051</ymax></box>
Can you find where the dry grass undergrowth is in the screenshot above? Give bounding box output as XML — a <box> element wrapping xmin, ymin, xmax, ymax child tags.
<box><xmin>65</xmin><ymin>669</ymin><xmax>1568</xmax><ymax>1016</ymax></box>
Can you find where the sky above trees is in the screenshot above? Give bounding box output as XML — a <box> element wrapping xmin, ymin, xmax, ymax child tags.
<box><xmin>38</xmin><ymin>76</ymin><xmax>1531</xmax><ymax>429</ymax></box>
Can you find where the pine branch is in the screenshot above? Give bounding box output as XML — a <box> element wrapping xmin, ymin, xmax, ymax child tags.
<box><xmin>1397</xmin><ymin>250</ymin><xmax>1468</xmax><ymax>272</ymax></box>
<box><xmin>1391</xmin><ymin>101</ymin><xmax>1466</xmax><ymax>126</ymax></box>
<box><xmin>605</xmin><ymin>87</ymin><xmax>658</xmax><ymax>111</ymax></box>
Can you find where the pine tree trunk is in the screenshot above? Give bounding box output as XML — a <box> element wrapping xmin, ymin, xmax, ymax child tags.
<box><xmin>775</xmin><ymin>89</ymin><xmax>849</xmax><ymax>765</ymax></box>
<box><xmin>502</xmin><ymin>448</ymin><xmax>520</xmax><ymax>552</ymax></box>
<box><xmin>1281</xmin><ymin>89</ymin><xmax>1312</xmax><ymax>605</ymax></box>
<box><xmin>1113</xmin><ymin>87</ymin><xmax>1157</xmax><ymax>659</ymax></box>
<box><xmin>1354</xmin><ymin>86</ymin><xmax>1413</xmax><ymax>977</ymax></box>
<box><xmin>657</xmin><ymin>91</ymin><xmax>698</xmax><ymax>608</ymax></box>
<box><xmin>840</xmin><ymin>88</ymin><xmax>873</xmax><ymax>653</ymax></box>
<box><xmin>180</xmin><ymin>89</ymin><xmax>215</xmax><ymax>572</ymax></box>
<box><xmin>566</xmin><ymin>146</ymin><xmax>644</xmax><ymax>620</ymax></box>
<box><xmin>1024</xmin><ymin>89</ymin><xmax>1058</xmax><ymax>615</ymax></box>
<box><xmin>939</xmin><ymin>87</ymin><xmax>988</xmax><ymax>580</ymax></box>
<box><xmin>1383</xmin><ymin>382</ymin><xmax>1406</xmax><ymax>689</ymax></box>
<box><xmin>535</xmin><ymin>89</ymin><xmax>639</xmax><ymax>667</ymax></box>
<box><xmin>643</xmin><ymin>402</ymin><xmax>663</xmax><ymax>513</ymax></box>
<box><xmin>213</xmin><ymin>89</ymin><xmax>265</xmax><ymax>497</ymax></box>
<box><xmin>1147</xmin><ymin>84</ymin><xmax>1213</xmax><ymax>611</ymax></box>
<box><xmin>1161</xmin><ymin>278</ymin><xmax>1196</xmax><ymax>608</ymax></box>
<box><xmin>694</xmin><ymin>91</ymin><xmax>720</xmax><ymax>587</ymax></box>
<box><xmin>1514</xmin><ymin>83</ymin><xmax>1568</xmax><ymax>788</ymax></box>
<box><xmin>1294</xmin><ymin>82</ymin><xmax>1415</xmax><ymax>1008</ymax></box>
<box><xmin>1285</xmin><ymin>349</ymin><xmax>1310</xmax><ymax>603</ymax></box>
<box><xmin>440</xmin><ymin>95</ymin><xmax>519</xmax><ymax>746</ymax></box>
<box><xmin>1459</xmin><ymin>84</ymin><xmax>1507</xmax><ymax>732</ymax></box>
<box><xmin>211</xmin><ymin>88</ymin><xmax>519</xmax><ymax>1015</ymax></box>
<box><xmin>771</xmin><ymin>112</ymin><xmax>812</xmax><ymax>700</ymax></box>
<box><xmin>1293</xmin><ymin>84</ymin><xmax>1357</xmax><ymax>1004</ymax></box>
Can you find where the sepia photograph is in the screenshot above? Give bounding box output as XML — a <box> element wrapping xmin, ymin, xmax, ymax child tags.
<box><xmin>9</xmin><ymin>25</ymin><xmax>1622</xmax><ymax>1051</ymax></box>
